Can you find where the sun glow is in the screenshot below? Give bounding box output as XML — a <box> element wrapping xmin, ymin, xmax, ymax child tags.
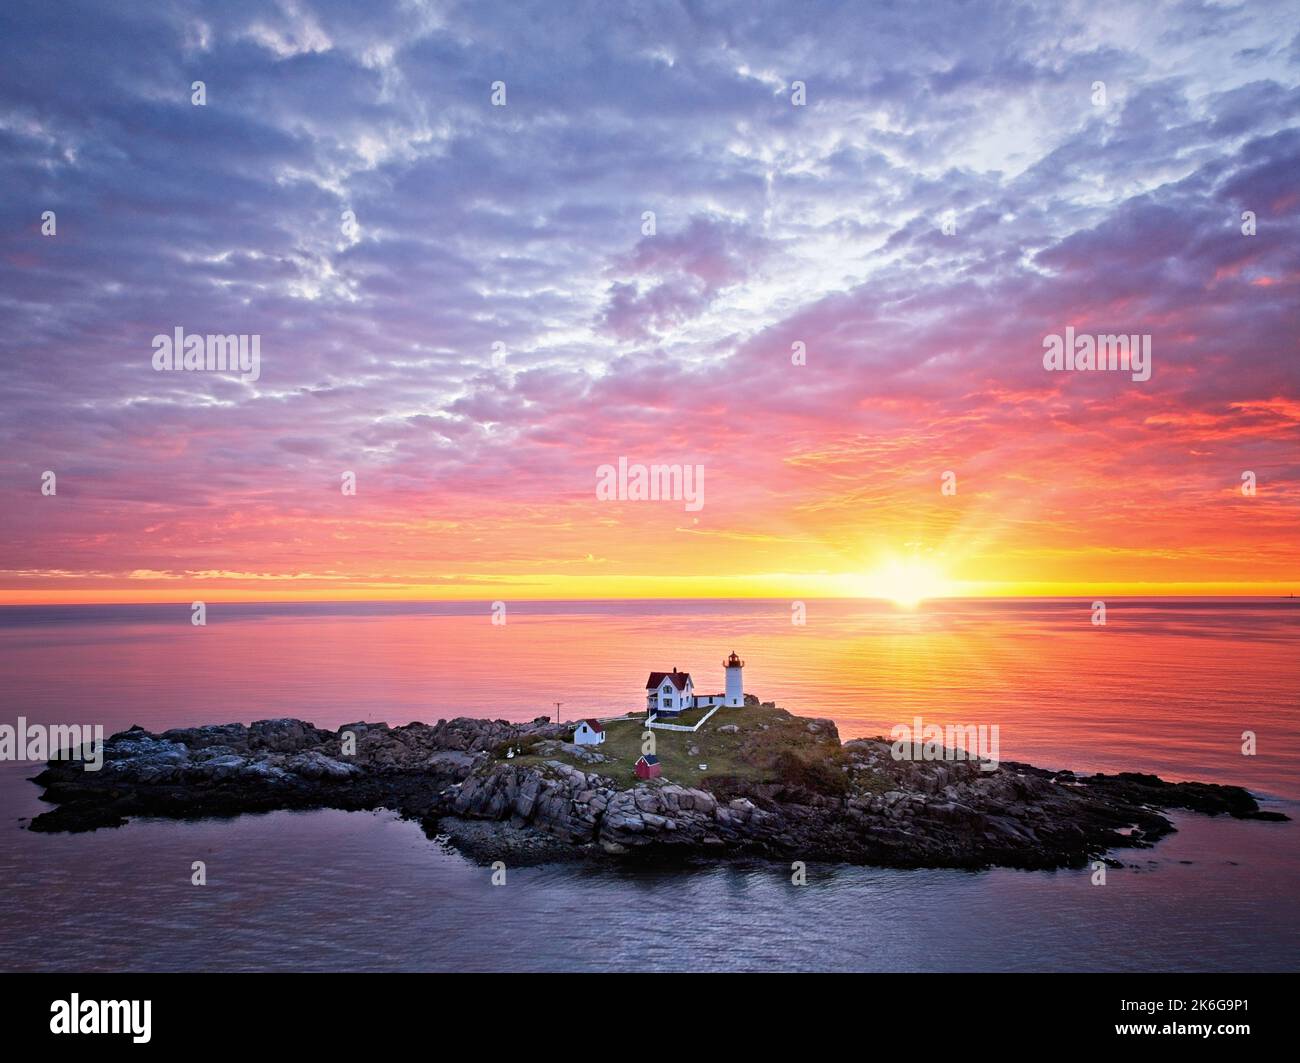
<box><xmin>857</xmin><ymin>557</ymin><xmax>952</xmax><ymax>608</ymax></box>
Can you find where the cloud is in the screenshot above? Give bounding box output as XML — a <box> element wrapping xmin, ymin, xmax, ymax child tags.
<box><xmin>0</xmin><ymin>0</ymin><xmax>1297</xmax><ymax>595</ymax></box>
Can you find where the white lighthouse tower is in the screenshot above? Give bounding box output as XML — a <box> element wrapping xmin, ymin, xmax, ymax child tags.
<box><xmin>723</xmin><ymin>651</ymin><xmax>745</xmax><ymax>707</ymax></box>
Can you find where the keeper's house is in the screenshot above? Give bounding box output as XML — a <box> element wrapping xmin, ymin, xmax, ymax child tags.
<box><xmin>645</xmin><ymin>653</ymin><xmax>745</xmax><ymax>717</ymax></box>
<box><xmin>645</xmin><ymin>668</ymin><xmax>693</xmax><ymax>716</ymax></box>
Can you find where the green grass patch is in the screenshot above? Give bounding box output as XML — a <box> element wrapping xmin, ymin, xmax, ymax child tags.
<box><xmin>652</xmin><ymin>704</ymin><xmax>715</xmax><ymax>728</ymax></box>
<box><xmin>503</xmin><ymin>704</ymin><xmax>846</xmax><ymax>792</ymax></box>
<box><xmin>492</xmin><ymin>734</ymin><xmax>546</xmax><ymax>759</ymax></box>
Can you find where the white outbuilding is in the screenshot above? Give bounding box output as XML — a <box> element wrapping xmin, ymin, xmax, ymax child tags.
<box><xmin>573</xmin><ymin>719</ymin><xmax>606</xmax><ymax>745</ymax></box>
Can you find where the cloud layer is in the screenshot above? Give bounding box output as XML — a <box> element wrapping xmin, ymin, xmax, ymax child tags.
<box><xmin>1</xmin><ymin>0</ymin><xmax>1297</xmax><ymax>601</ymax></box>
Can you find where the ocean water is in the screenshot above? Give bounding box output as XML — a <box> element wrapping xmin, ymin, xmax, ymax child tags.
<box><xmin>0</xmin><ymin>598</ymin><xmax>1296</xmax><ymax>972</ymax></box>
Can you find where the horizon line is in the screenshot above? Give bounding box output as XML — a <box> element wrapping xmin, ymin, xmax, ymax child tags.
<box><xmin>1</xmin><ymin>591</ymin><xmax>1296</xmax><ymax>609</ymax></box>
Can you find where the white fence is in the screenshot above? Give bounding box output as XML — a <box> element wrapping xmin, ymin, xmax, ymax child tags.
<box><xmin>647</xmin><ymin>704</ymin><xmax>722</xmax><ymax>733</ymax></box>
<box><xmin>588</xmin><ymin>705</ymin><xmax>723</xmax><ymax>734</ymax></box>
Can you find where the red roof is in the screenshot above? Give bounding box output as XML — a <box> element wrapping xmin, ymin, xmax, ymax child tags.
<box><xmin>646</xmin><ymin>670</ymin><xmax>692</xmax><ymax>691</ymax></box>
<box><xmin>580</xmin><ymin>719</ymin><xmax>604</xmax><ymax>734</ymax></box>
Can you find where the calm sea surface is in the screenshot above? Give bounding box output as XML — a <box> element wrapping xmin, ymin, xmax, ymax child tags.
<box><xmin>1</xmin><ymin>598</ymin><xmax>1296</xmax><ymax>971</ymax></box>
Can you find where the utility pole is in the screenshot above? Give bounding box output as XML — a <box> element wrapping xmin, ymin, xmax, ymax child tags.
<box><xmin>554</xmin><ymin>701</ymin><xmax>563</xmax><ymax>726</ymax></box>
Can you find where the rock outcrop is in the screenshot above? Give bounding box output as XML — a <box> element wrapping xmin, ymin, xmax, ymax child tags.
<box><xmin>26</xmin><ymin>711</ymin><xmax>1288</xmax><ymax>870</ymax></box>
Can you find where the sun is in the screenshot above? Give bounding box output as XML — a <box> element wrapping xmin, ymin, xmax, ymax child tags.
<box><xmin>857</xmin><ymin>557</ymin><xmax>952</xmax><ymax>608</ymax></box>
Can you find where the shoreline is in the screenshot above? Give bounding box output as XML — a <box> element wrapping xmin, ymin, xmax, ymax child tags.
<box><xmin>27</xmin><ymin>702</ymin><xmax>1289</xmax><ymax>871</ymax></box>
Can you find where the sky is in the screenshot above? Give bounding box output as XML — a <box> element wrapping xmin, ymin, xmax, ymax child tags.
<box><xmin>0</xmin><ymin>0</ymin><xmax>1297</xmax><ymax>604</ymax></box>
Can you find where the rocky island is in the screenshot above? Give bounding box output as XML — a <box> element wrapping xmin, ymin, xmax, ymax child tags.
<box><xmin>27</xmin><ymin>700</ymin><xmax>1287</xmax><ymax>869</ymax></box>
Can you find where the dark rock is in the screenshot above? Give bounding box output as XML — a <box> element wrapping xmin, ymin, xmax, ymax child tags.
<box><xmin>25</xmin><ymin>712</ymin><xmax>1289</xmax><ymax>873</ymax></box>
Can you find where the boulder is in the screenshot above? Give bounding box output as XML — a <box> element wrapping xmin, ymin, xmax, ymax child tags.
<box><xmin>284</xmin><ymin>752</ymin><xmax>360</xmax><ymax>781</ymax></box>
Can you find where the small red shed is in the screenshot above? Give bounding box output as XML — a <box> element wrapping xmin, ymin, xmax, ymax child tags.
<box><xmin>634</xmin><ymin>754</ymin><xmax>662</xmax><ymax>779</ymax></box>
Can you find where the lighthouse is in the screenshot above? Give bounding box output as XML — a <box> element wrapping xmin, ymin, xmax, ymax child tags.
<box><xmin>723</xmin><ymin>651</ymin><xmax>744</xmax><ymax>707</ymax></box>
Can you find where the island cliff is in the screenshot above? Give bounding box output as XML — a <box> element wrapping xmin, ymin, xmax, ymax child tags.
<box><xmin>27</xmin><ymin>701</ymin><xmax>1287</xmax><ymax>869</ymax></box>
